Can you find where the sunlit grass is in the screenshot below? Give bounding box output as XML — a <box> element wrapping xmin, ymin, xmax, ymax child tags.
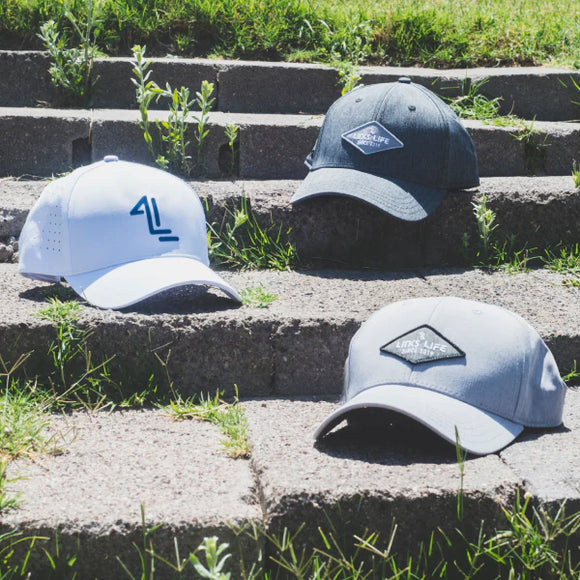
<box><xmin>0</xmin><ymin>0</ymin><xmax>578</xmax><ymax>67</ymax></box>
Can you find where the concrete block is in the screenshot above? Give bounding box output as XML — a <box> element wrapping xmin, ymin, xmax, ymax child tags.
<box><xmin>500</xmin><ymin>389</ymin><xmax>580</xmax><ymax>505</ymax></box>
<box><xmin>470</xmin><ymin>68</ymin><xmax>580</xmax><ymax>122</ymax></box>
<box><xmin>92</xmin><ymin>57</ymin><xmax>219</xmax><ymax>109</ymax></box>
<box><xmin>0</xmin><ymin>107</ymin><xmax>91</xmax><ymax>177</ymax></box>
<box><xmin>237</xmin><ymin>116</ymin><xmax>319</xmax><ymax>179</ymax></box>
<box><xmin>244</xmin><ymin>399</ymin><xmax>519</xmax><ymax>558</ymax></box>
<box><xmin>3</xmin><ymin>264</ymin><xmax>578</xmax><ymax>397</ymax></box>
<box><xmin>1</xmin><ymin>410</ymin><xmax>262</xmax><ymax>578</ymax></box>
<box><xmin>0</xmin><ymin>51</ymin><xmax>53</xmax><ymax>107</ymax></box>
<box><xmin>4</xmin><ymin>176</ymin><xmax>580</xmax><ymax>268</ymax></box>
<box><xmin>217</xmin><ymin>60</ymin><xmax>341</xmax><ymax>114</ymax></box>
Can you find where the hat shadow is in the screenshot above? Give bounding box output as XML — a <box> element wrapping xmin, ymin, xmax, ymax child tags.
<box><xmin>314</xmin><ymin>408</ymin><xmax>476</xmax><ymax>465</ymax></box>
<box><xmin>19</xmin><ymin>284</ymin><xmax>241</xmax><ymax>315</ymax></box>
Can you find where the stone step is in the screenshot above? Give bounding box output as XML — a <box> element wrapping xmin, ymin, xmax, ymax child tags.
<box><xmin>2</xmin><ymin>391</ymin><xmax>579</xmax><ymax>577</ymax></box>
<box><xmin>0</xmin><ymin>107</ymin><xmax>578</xmax><ymax>179</ymax></box>
<box><xmin>1</xmin><ymin>263</ymin><xmax>578</xmax><ymax>399</ymax></box>
<box><xmin>1</xmin><ymin>177</ymin><xmax>579</xmax><ymax>268</ymax></box>
<box><xmin>1</xmin><ymin>51</ymin><xmax>579</xmax><ymax>120</ymax></box>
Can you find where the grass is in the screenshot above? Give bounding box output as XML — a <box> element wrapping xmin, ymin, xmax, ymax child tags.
<box><xmin>466</xmin><ymin>195</ymin><xmax>580</xmax><ymax>277</ymax></box>
<box><xmin>207</xmin><ymin>194</ymin><xmax>297</xmax><ymax>271</ymax></box>
<box><xmin>240</xmin><ymin>284</ymin><xmax>278</xmax><ymax>308</ymax></box>
<box><xmin>165</xmin><ymin>388</ymin><xmax>250</xmax><ymax>458</ymax></box>
<box><xmin>572</xmin><ymin>161</ymin><xmax>580</xmax><ymax>188</ymax></box>
<box><xmin>3</xmin><ymin>492</ymin><xmax>580</xmax><ymax>578</ymax></box>
<box><xmin>448</xmin><ymin>78</ymin><xmax>502</xmax><ymax>121</ymax></box>
<box><xmin>1</xmin><ymin>0</ymin><xmax>579</xmax><ymax>68</ymax></box>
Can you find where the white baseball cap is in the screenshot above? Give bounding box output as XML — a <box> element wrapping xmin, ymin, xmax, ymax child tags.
<box><xmin>315</xmin><ymin>296</ymin><xmax>567</xmax><ymax>455</ymax></box>
<box><xmin>19</xmin><ymin>156</ymin><xmax>241</xmax><ymax>309</ymax></box>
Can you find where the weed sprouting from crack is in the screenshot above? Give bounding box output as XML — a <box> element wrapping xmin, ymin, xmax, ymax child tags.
<box><xmin>164</xmin><ymin>387</ymin><xmax>250</xmax><ymax>459</ymax></box>
<box><xmin>448</xmin><ymin>77</ymin><xmax>502</xmax><ymax>120</ymax></box>
<box><xmin>206</xmin><ymin>194</ymin><xmax>297</xmax><ymax>271</ymax></box>
<box><xmin>240</xmin><ymin>284</ymin><xmax>278</xmax><ymax>308</ymax></box>
<box><xmin>34</xmin><ymin>297</ymin><xmax>122</xmax><ymax>411</ymax></box>
<box><xmin>131</xmin><ymin>45</ymin><xmax>215</xmax><ymax>176</ymax></box>
<box><xmin>572</xmin><ymin>160</ymin><xmax>580</xmax><ymax>188</ymax></box>
<box><xmin>38</xmin><ymin>0</ymin><xmax>103</xmax><ymax>106</ymax></box>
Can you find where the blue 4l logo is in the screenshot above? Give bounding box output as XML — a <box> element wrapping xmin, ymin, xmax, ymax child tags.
<box><xmin>130</xmin><ymin>196</ymin><xmax>179</xmax><ymax>242</ymax></box>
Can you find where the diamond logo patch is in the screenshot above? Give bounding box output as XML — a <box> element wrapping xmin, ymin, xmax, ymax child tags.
<box><xmin>380</xmin><ymin>325</ymin><xmax>465</xmax><ymax>365</ymax></box>
<box><xmin>342</xmin><ymin>121</ymin><xmax>404</xmax><ymax>155</ymax></box>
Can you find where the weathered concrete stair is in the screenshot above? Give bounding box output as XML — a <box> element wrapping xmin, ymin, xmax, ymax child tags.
<box><xmin>0</xmin><ymin>107</ymin><xmax>578</xmax><ymax>178</ymax></box>
<box><xmin>1</xmin><ymin>262</ymin><xmax>579</xmax><ymax>577</ymax></box>
<box><xmin>0</xmin><ymin>52</ymin><xmax>579</xmax><ymax>177</ymax></box>
<box><xmin>1</xmin><ymin>177</ymin><xmax>579</xmax><ymax>268</ymax></box>
<box><xmin>0</xmin><ymin>53</ymin><xmax>579</xmax><ymax>577</ymax></box>
<box><xmin>2</xmin><ymin>51</ymin><xmax>580</xmax><ymax>119</ymax></box>
<box><xmin>2</xmin><ymin>393</ymin><xmax>580</xmax><ymax>577</ymax></box>
<box><xmin>1</xmin><ymin>263</ymin><xmax>578</xmax><ymax>398</ymax></box>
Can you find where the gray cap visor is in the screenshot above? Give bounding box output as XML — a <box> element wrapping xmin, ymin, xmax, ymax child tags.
<box><xmin>314</xmin><ymin>384</ymin><xmax>524</xmax><ymax>455</ymax></box>
<box><xmin>291</xmin><ymin>167</ymin><xmax>446</xmax><ymax>221</ymax></box>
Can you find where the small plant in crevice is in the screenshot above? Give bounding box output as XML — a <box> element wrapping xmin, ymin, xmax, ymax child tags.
<box><xmin>38</xmin><ymin>0</ymin><xmax>104</xmax><ymax>106</ymax></box>
<box><xmin>240</xmin><ymin>284</ymin><xmax>278</xmax><ymax>308</ymax></box>
<box><xmin>221</xmin><ymin>122</ymin><xmax>240</xmax><ymax>177</ymax></box>
<box><xmin>35</xmin><ymin>297</ymin><xmax>119</xmax><ymax>411</ymax></box>
<box><xmin>118</xmin><ymin>505</ymin><xmax>238</xmax><ymax>578</ymax></box>
<box><xmin>335</xmin><ymin>60</ymin><xmax>362</xmax><ymax>95</ymax></box>
<box><xmin>563</xmin><ymin>361</ymin><xmax>580</xmax><ymax>385</ymax></box>
<box><xmin>469</xmin><ymin>195</ymin><xmax>535</xmax><ymax>272</ymax></box>
<box><xmin>543</xmin><ymin>243</ymin><xmax>580</xmax><ymax>274</ymax></box>
<box><xmin>189</xmin><ymin>536</ymin><xmax>232</xmax><ymax>580</ymax></box>
<box><xmin>543</xmin><ymin>243</ymin><xmax>580</xmax><ymax>288</ymax></box>
<box><xmin>131</xmin><ymin>45</ymin><xmax>215</xmax><ymax>176</ymax></box>
<box><xmin>0</xmin><ymin>460</ymin><xmax>21</xmax><ymax>512</ymax></box>
<box><xmin>509</xmin><ymin>118</ymin><xmax>549</xmax><ymax>174</ymax></box>
<box><xmin>448</xmin><ymin>77</ymin><xmax>502</xmax><ymax>120</ymax></box>
<box><xmin>193</xmin><ymin>80</ymin><xmax>216</xmax><ymax>171</ymax></box>
<box><xmin>207</xmin><ymin>194</ymin><xmax>297</xmax><ymax>271</ymax></box>
<box><xmin>572</xmin><ymin>160</ymin><xmax>580</xmax><ymax>188</ymax></box>
<box><xmin>165</xmin><ymin>387</ymin><xmax>250</xmax><ymax>458</ymax></box>
<box><xmin>472</xmin><ymin>193</ymin><xmax>498</xmax><ymax>264</ymax></box>
<box><xmin>454</xmin><ymin>427</ymin><xmax>467</xmax><ymax>523</ymax></box>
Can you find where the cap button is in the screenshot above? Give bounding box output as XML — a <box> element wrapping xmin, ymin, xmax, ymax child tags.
<box><xmin>398</xmin><ymin>77</ymin><xmax>411</xmax><ymax>84</ymax></box>
<box><xmin>104</xmin><ymin>155</ymin><xmax>119</xmax><ymax>163</ymax></box>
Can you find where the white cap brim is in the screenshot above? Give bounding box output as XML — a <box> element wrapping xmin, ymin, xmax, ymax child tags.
<box><xmin>314</xmin><ymin>384</ymin><xmax>524</xmax><ymax>455</ymax></box>
<box><xmin>66</xmin><ymin>256</ymin><xmax>241</xmax><ymax>309</ymax></box>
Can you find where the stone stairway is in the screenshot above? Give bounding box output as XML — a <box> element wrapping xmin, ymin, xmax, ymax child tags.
<box><xmin>0</xmin><ymin>52</ymin><xmax>579</xmax><ymax>578</ymax></box>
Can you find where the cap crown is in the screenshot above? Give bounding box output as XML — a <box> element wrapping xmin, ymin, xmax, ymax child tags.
<box><xmin>345</xmin><ymin>297</ymin><xmax>566</xmax><ymax>427</ymax></box>
<box><xmin>19</xmin><ymin>159</ymin><xmax>209</xmax><ymax>281</ymax></box>
<box><xmin>308</xmin><ymin>80</ymin><xmax>479</xmax><ymax>191</ymax></box>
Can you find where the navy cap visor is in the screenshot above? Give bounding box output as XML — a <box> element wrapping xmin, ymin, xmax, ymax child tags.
<box><xmin>292</xmin><ymin>167</ymin><xmax>446</xmax><ymax>221</ymax></box>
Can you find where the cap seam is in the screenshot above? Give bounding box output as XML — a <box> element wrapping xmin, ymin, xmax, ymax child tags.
<box><xmin>509</xmin><ymin>310</ymin><xmax>532</xmax><ymax>422</ymax></box>
<box><xmin>373</xmin><ymin>82</ymin><xmax>397</xmax><ymax>120</ymax></box>
<box><xmin>413</xmin><ymin>84</ymin><xmax>451</xmax><ymax>185</ymax></box>
<box><xmin>313</xmin><ymin>89</ymin><xmax>355</xmax><ymax>166</ymax></box>
<box><xmin>65</xmin><ymin>161</ymin><xmax>107</xmax><ymax>274</ymax></box>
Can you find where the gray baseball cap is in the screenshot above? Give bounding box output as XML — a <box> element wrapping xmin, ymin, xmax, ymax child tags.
<box><xmin>292</xmin><ymin>78</ymin><xmax>479</xmax><ymax>221</ymax></box>
<box><xmin>315</xmin><ymin>297</ymin><xmax>566</xmax><ymax>455</ymax></box>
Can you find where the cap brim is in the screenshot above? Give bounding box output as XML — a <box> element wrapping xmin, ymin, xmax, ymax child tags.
<box><xmin>314</xmin><ymin>384</ymin><xmax>523</xmax><ymax>455</ymax></box>
<box><xmin>66</xmin><ymin>256</ymin><xmax>241</xmax><ymax>309</ymax></box>
<box><xmin>291</xmin><ymin>167</ymin><xmax>445</xmax><ymax>221</ymax></box>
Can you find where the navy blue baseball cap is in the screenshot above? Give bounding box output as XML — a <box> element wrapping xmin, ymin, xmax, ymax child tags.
<box><xmin>292</xmin><ymin>78</ymin><xmax>480</xmax><ymax>221</ymax></box>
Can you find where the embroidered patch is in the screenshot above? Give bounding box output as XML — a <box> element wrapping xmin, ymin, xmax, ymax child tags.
<box><xmin>380</xmin><ymin>325</ymin><xmax>465</xmax><ymax>365</ymax></box>
<box><xmin>342</xmin><ymin>121</ymin><xmax>404</xmax><ymax>155</ymax></box>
